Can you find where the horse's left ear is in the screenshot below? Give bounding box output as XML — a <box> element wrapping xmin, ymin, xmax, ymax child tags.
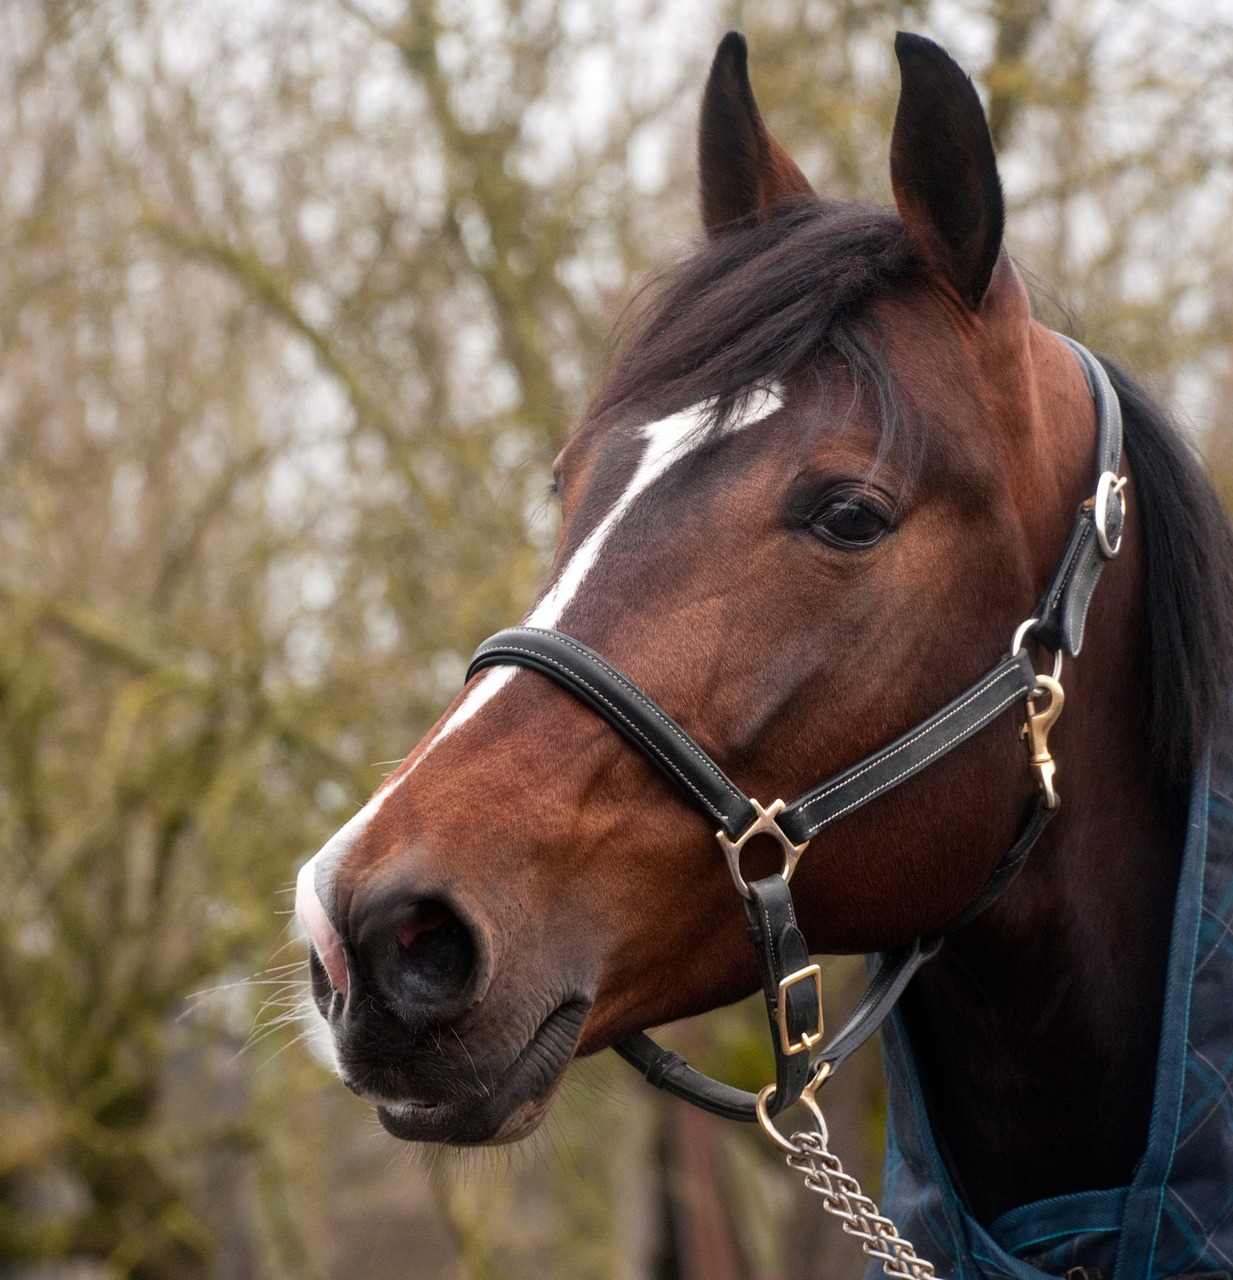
<box><xmin>698</xmin><ymin>32</ymin><xmax>816</xmax><ymax>237</ymax></box>
<box><xmin>890</xmin><ymin>32</ymin><xmax>1005</xmax><ymax>310</ymax></box>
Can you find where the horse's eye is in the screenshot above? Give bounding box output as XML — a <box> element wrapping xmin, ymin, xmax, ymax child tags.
<box><xmin>800</xmin><ymin>488</ymin><xmax>892</xmax><ymax>549</ymax></box>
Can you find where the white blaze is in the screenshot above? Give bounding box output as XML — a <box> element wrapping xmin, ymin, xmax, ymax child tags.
<box><xmin>413</xmin><ymin>384</ymin><xmax>782</xmax><ymax>761</ymax></box>
<box><xmin>297</xmin><ymin>384</ymin><xmax>784</xmax><ymax>902</ymax></box>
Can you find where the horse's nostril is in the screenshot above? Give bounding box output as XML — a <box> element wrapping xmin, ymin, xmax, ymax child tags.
<box><xmin>392</xmin><ymin>901</ymin><xmax>473</xmax><ymax>996</ymax></box>
<box><xmin>394</xmin><ymin>901</ymin><xmax>450</xmax><ymax>952</ymax></box>
<box><xmin>353</xmin><ymin>892</ymin><xmax>477</xmax><ymax>1021</ymax></box>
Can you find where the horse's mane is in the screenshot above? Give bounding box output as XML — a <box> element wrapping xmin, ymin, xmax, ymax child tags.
<box><xmin>592</xmin><ymin>199</ymin><xmax>1233</xmax><ymax>798</ymax></box>
<box><xmin>1106</xmin><ymin>360</ymin><xmax>1233</xmax><ymax>793</ymax></box>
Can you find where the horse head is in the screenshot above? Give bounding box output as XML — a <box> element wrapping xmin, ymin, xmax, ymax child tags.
<box><xmin>294</xmin><ymin>31</ymin><xmax>1224</xmax><ymax>1182</ymax></box>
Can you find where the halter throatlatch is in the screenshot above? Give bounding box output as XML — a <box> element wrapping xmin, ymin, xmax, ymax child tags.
<box><xmin>467</xmin><ymin>336</ymin><xmax>1125</xmax><ymax>1123</ymax></box>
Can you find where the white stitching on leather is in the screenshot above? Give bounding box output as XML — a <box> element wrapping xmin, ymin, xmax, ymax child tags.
<box><xmin>1068</xmin><ymin>550</ymin><xmax>1102</xmax><ymax>652</ymax></box>
<box><xmin>1093</xmin><ymin>355</ymin><xmax>1120</xmax><ymax>469</ymax></box>
<box><xmin>794</xmin><ymin>665</ymin><xmax>1029</xmax><ymax>837</ymax></box>
<box><xmin>800</xmin><ymin>683</ymin><xmax>1027</xmax><ymax>838</ymax></box>
<box><xmin>479</xmin><ymin>642</ymin><xmax>729</xmax><ymax>823</ymax></box>
<box><xmin>795</xmin><ymin>662</ymin><xmax>1023</xmax><ymax>814</ymax></box>
<box><xmin>1047</xmin><ymin>526</ymin><xmax>1089</xmax><ymax>614</ymax></box>
<box><xmin>509</xmin><ymin>628</ymin><xmax>746</xmax><ymax>809</ymax></box>
<box><xmin>1045</xmin><ymin>341</ymin><xmax>1122</xmax><ymax>649</ymax></box>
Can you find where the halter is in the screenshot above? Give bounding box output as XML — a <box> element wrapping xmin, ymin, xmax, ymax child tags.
<box><xmin>467</xmin><ymin>336</ymin><xmax>1125</xmax><ymax>1122</ymax></box>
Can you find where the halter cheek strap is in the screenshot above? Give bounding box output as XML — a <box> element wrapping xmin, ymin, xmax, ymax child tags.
<box><xmin>1034</xmin><ymin>335</ymin><xmax>1127</xmax><ymax>656</ymax></box>
<box><xmin>466</xmin><ymin>337</ymin><xmax>1123</xmax><ymax>1122</ymax></box>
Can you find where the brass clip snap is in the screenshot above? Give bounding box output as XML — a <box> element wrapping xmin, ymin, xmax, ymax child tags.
<box><xmin>1021</xmin><ymin>674</ymin><xmax>1065</xmax><ymax>808</ymax></box>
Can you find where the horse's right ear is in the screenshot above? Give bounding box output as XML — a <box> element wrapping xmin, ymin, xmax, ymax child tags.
<box><xmin>698</xmin><ymin>32</ymin><xmax>815</xmax><ymax>238</ymax></box>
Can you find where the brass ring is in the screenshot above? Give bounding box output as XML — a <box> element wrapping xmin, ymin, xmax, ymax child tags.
<box><xmin>755</xmin><ymin>1068</ymin><xmax>832</xmax><ymax>1155</ymax></box>
<box><xmin>755</xmin><ymin>1084</ymin><xmax>801</xmax><ymax>1154</ymax></box>
<box><xmin>716</xmin><ymin>798</ymin><xmax>810</xmax><ymax>899</ymax></box>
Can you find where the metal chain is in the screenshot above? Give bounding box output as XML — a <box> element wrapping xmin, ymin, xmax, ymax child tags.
<box><xmin>757</xmin><ymin>1080</ymin><xmax>937</xmax><ymax>1280</ymax></box>
<box><xmin>783</xmin><ymin>1127</ymin><xmax>937</xmax><ymax>1280</ymax></box>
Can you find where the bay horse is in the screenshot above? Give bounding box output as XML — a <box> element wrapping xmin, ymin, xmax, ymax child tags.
<box><xmin>296</xmin><ymin>31</ymin><xmax>1233</xmax><ymax>1278</ymax></box>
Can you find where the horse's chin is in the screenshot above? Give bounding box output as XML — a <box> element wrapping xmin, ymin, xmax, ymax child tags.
<box><xmin>377</xmin><ymin>1093</ymin><xmax>555</xmax><ymax>1146</ymax></box>
<box><xmin>354</xmin><ymin>998</ymin><xmax>590</xmax><ymax>1146</ymax></box>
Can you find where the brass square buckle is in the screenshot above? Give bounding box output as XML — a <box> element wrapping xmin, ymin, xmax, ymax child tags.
<box><xmin>776</xmin><ymin>963</ymin><xmax>824</xmax><ymax>1056</ymax></box>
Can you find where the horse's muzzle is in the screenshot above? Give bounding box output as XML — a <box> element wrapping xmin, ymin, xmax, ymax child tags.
<box><xmin>296</xmin><ymin>852</ymin><xmax>592</xmax><ymax>1143</ymax></box>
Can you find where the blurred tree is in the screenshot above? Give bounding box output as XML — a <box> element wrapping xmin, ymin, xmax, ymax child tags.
<box><xmin>0</xmin><ymin>0</ymin><xmax>707</xmax><ymax>1273</ymax></box>
<box><xmin>1</xmin><ymin>0</ymin><xmax>1231</xmax><ymax>1277</ymax></box>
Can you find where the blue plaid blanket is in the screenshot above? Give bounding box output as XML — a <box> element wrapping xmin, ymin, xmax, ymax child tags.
<box><xmin>874</xmin><ymin>731</ymin><xmax>1233</xmax><ymax>1280</ymax></box>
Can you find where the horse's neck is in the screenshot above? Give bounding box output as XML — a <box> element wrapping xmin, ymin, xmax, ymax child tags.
<box><xmin>901</xmin><ymin>509</ymin><xmax>1185</xmax><ymax>1223</ymax></box>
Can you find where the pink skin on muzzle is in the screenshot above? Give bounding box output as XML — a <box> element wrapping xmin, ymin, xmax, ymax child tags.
<box><xmin>295</xmin><ymin>858</ymin><xmax>350</xmax><ymax>1001</ymax></box>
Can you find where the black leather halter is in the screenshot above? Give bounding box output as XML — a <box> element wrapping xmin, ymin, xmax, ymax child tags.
<box><xmin>467</xmin><ymin>336</ymin><xmax>1126</xmax><ymax>1121</ymax></box>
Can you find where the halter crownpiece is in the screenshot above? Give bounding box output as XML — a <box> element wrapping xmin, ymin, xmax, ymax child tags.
<box><xmin>467</xmin><ymin>335</ymin><xmax>1124</xmax><ymax>1122</ymax></box>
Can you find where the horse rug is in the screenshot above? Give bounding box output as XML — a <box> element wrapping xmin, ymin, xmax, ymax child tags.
<box><xmin>876</xmin><ymin>726</ymin><xmax>1233</xmax><ymax>1280</ymax></box>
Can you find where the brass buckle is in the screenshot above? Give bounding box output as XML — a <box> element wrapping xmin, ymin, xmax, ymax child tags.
<box><xmin>776</xmin><ymin>963</ymin><xmax>824</xmax><ymax>1056</ymax></box>
<box><xmin>716</xmin><ymin>798</ymin><xmax>810</xmax><ymax>898</ymax></box>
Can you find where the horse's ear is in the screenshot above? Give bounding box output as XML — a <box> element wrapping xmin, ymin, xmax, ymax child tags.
<box><xmin>698</xmin><ymin>32</ymin><xmax>815</xmax><ymax>238</ymax></box>
<box><xmin>890</xmin><ymin>32</ymin><xmax>1005</xmax><ymax>310</ymax></box>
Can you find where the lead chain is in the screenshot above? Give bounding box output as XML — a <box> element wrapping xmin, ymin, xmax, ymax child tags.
<box><xmin>780</xmin><ymin>1127</ymin><xmax>937</xmax><ymax>1280</ymax></box>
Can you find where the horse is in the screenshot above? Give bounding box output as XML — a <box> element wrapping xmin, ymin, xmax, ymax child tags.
<box><xmin>295</xmin><ymin>30</ymin><xmax>1233</xmax><ymax>1279</ymax></box>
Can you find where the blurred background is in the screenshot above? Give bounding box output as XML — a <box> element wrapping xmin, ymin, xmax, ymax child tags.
<box><xmin>2</xmin><ymin>0</ymin><xmax>1233</xmax><ymax>1276</ymax></box>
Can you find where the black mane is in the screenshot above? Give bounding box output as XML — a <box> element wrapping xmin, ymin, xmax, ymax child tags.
<box><xmin>1105</xmin><ymin>359</ymin><xmax>1233</xmax><ymax>792</ymax></box>
<box><xmin>593</xmin><ymin>200</ymin><xmax>1233</xmax><ymax>797</ymax></box>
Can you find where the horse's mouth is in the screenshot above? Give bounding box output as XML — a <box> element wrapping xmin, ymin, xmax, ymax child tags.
<box><xmin>370</xmin><ymin>998</ymin><xmax>591</xmax><ymax>1145</ymax></box>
